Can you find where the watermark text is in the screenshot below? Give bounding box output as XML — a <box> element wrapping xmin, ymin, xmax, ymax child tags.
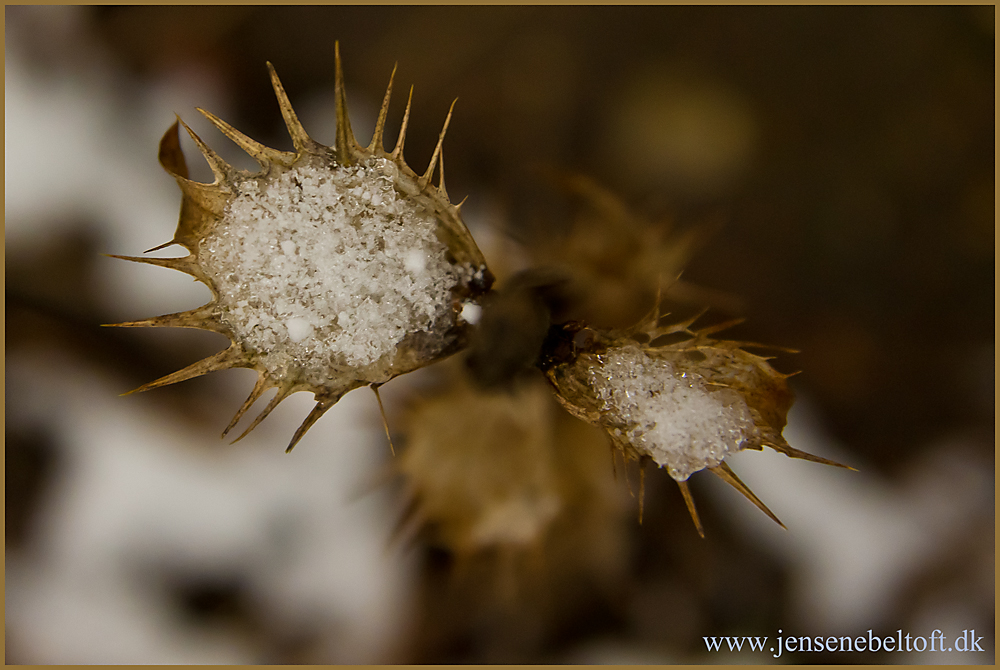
<box><xmin>703</xmin><ymin>629</ymin><xmax>986</xmax><ymax>658</ymax></box>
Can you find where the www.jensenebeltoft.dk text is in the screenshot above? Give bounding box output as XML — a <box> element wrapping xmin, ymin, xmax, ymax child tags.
<box><xmin>704</xmin><ymin>629</ymin><xmax>986</xmax><ymax>658</ymax></box>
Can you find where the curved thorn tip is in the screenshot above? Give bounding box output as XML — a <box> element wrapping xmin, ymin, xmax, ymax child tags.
<box><xmin>267</xmin><ymin>62</ymin><xmax>312</xmax><ymax>154</ymax></box>
<box><xmin>710</xmin><ymin>462</ymin><xmax>786</xmax><ymax>529</ymax></box>
<box><xmin>392</xmin><ymin>86</ymin><xmax>414</xmax><ymax>161</ymax></box>
<box><xmin>677</xmin><ymin>480</ymin><xmax>705</xmax><ymax>538</ymax></box>
<box><xmin>285</xmin><ymin>400</ymin><xmax>333</xmax><ymax>453</ymax></box>
<box><xmin>222</xmin><ymin>374</ymin><xmax>270</xmax><ymax>439</ymax></box>
<box><xmin>333</xmin><ymin>41</ymin><xmax>358</xmax><ymax>160</ymax></box>
<box><xmin>421</xmin><ymin>99</ymin><xmax>456</xmax><ymax>186</ymax></box>
<box><xmin>369</xmin><ymin>63</ymin><xmax>397</xmax><ymax>153</ymax></box>
<box><xmin>232</xmin><ymin>385</ymin><xmax>291</xmax><ymax>444</ymax></box>
<box><xmin>176</xmin><ymin>117</ymin><xmax>231</xmax><ymax>183</ymax></box>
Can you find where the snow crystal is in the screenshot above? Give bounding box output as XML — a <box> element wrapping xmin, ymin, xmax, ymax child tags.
<box><xmin>199</xmin><ymin>156</ymin><xmax>470</xmax><ymax>383</ymax></box>
<box><xmin>403</xmin><ymin>249</ymin><xmax>426</xmax><ymax>274</ymax></box>
<box><xmin>588</xmin><ymin>343</ymin><xmax>758</xmax><ymax>480</ymax></box>
<box><xmin>459</xmin><ymin>301</ymin><xmax>482</xmax><ymax>325</ymax></box>
<box><xmin>285</xmin><ymin>317</ymin><xmax>313</xmax><ymax>343</ymax></box>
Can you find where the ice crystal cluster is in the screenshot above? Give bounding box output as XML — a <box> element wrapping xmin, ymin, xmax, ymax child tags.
<box><xmin>589</xmin><ymin>343</ymin><xmax>758</xmax><ymax>481</ymax></box>
<box><xmin>201</xmin><ymin>158</ymin><xmax>475</xmax><ymax>382</ymax></box>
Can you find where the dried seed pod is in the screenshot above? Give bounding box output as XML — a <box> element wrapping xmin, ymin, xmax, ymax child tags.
<box><xmin>396</xmin><ymin>373</ymin><xmax>563</xmax><ymax>556</ymax></box>
<box><xmin>525</xmin><ymin>173</ymin><xmax>704</xmax><ymax>328</ymax></box>
<box><xmin>393</xmin><ymin>363</ymin><xmax>630</xmax><ymax>601</ymax></box>
<box><xmin>540</xmin><ymin>309</ymin><xmax>852</xmax><ymax>536</ymax></box>
<box><xmin>108</xmin><ymin>46</ymin><xmax>493</xmax><ymax>451</ymax></box>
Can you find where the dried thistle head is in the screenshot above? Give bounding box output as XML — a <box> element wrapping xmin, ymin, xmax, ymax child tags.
<box><xmin>540</xmin><ymin>304</ymin><xmax>853</xmax><ymax>536</ymax></box>
<box><xmin>396</xmin><ymin>373</ymin><xmax>563</xmax><ymax>557</ymax></box>
<box><xmin>109</xmin><ymin>47</ymin><xmax>492</xmax><ymax>451</ymax></box>
<box><xmin>525</xmin><ymin>173</ymin><xmax>702</xmax><ymax>329</ymax></box>
<box><xmin>393</xmin><ymin>365</ymin><xmax>630</xmax><ymax>603</ymax></box>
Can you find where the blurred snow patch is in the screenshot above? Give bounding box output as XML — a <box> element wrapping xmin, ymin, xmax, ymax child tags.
<box><xmin>6</xmin><ymin>351</ymin><xmax>415</xmax><ymax>663</ymax></box>
<box><xmin>5</xmin><ymin>12</ymin><xmax>231</xmax><ymax>321</ymax></box>
<box><xmin>712</xmin><ymin>398</ymin><xmax>993</xmax><ymax>635</ymax></box>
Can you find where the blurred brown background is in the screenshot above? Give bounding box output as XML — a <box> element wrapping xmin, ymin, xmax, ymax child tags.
<box><xmin>6</xmin><ymin>5</ymin><xmax>994</xmax><ymax>664</ymax></box>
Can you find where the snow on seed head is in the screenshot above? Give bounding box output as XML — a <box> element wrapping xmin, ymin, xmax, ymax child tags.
<box><xmin>199</xmin><ymin>157</ymin><xmax>465</xmax><ymax>383</ymax></box>
<box><xmin>588</xmin><ymin>343</ymin><xmax>758</xmax><ymax>480</ymax></box>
